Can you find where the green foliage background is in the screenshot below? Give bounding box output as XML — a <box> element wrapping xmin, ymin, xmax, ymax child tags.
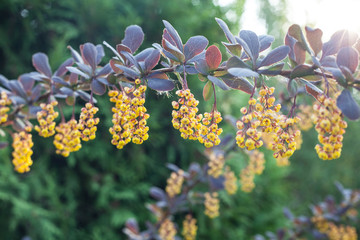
<box><xmin>0</xmin><ymin>0</ymin><xmax>359</xmax><ymax>239</ymax></box>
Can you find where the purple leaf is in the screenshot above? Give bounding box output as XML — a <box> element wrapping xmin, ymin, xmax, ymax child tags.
<box><xmin>121</xmin><ymin>25</ymin><xmax>144</xmax><ymax>53</ymax></box>
<box><xmin>290</xmin><ymin>64</ymin><xmax>315</xmax><ymax>79</ymax></box>
<box><xmin>162</xmin><ymin>20</ymin><xmax>183</xmax><ymax>52</ymax></box>
<box><xmin>285</xmin><ymin>33</ymin><xmax>297</xmax><ymax>63</ymax></box>
<box><xmin>52</xmin><ymin>76</ymin><xmax>70</xmax><ymax>86</ymax></box>
<box><xmin>91</xmin><ymin>79</ymin><xmax>106</xmax><ymax>95</ymax></box>
<box><xmin>82</xmin><ymin>43</ymin><xmax>97</xmax><ymax>70</ymax></box>
<box><xmin>206</xmin><ymin>45</ymin><xmax>222</xmax><ymax>71</ymax></box>
<box><xmin>336</xmin><ymin>47</ymin><xmax>359</xmax><ymax>73</ymax></box>
<box><xmin>288</xmin><ymin>24</ymin><xmax>308</xmax><ymax>51</ymax></box>
<box><xmin>203</xmin><ymin>81</ymin><xmax>213</xmax><ymax>101</ymax></box>
<box><xmin>194</xmin><ymin>59</ymin><xmax>210</xmax><ymax>75</ymax></box>
<box><xmin>207</xmin><ymin>75</ymin><xmax>230</xmax><ymax>90</ymax></box>
<box><xmin>144</xmin><ymin>49</ymin><xmax>160</xmax><ymax>73</ymax></box>
<box><xmin>96</xmin><ymin>63</ymin><xmax>112</xmax><ymax>77</ymax></box>
<box><xmin>337</xmin><ymin>89</ymin><xmax>360</xmax><ymax>120</ymax></box>
<box><xmin>222</xmin><ymin>42</ymin><xmax>242</xmax><ymax>56</ymax></box>
<box><xmin>299</xmin><ymin>79</ymin><xmax>323</xmax><ymax>99</ymax></box>
<box><xmin>320</xmin><ymin>56</ymin><xmax>337</xmax><ymax>67</ymax></box>
<box><xmin>294</xmin><ymin>42</ymin><xmax>306</xmax><ymax>65</ymax></box>
<box><xmin>325</xmin><ymin>67</ymin><xmax>347</xmax><ymax>86</ymax></box>
<box><xmin>77</xmin><ymin>90</ymin><xmax>95</xmax><ymax>103</ymax></box>
<box><xmin>77</xmin><ymin>63</ymin><xmax>93</xmax><ymax>75</ymax></box>
<box><xmin>95</xmin><ymin>77</ymin><xmax>110</xmax><ymax>86</ymax></box>
<box><xmin>30</xmin><ymin>84</ymin><xmax>43</xmax><ymax>102</ymax></box>
<box><xmin>95</xmin><ymin>44</ymin><xmax>105</xmax><ymax>65</ymax></box>
<box><xmin>147</xmin><ymin>78</ymin><xmax>175</xmax><ymax>91</ymax></box>
<box><xmin>322</xmin><ymin>30</ymin><xmax>358</xmax><ymax>58</ymax></box>
<box><xmin>287</xmin><ymin>79</ymin><xmax>298</xmax><ymax>97</ymax></box>
<box><xmin>116</xmin><ymin>44</ymin><xmax>132</xmax><ymax>62</ymax></box>
<box><xmin>0</xmin><ymin>75</ymin><xmax>10</xmax><ymax>89</ymax></box>
<box><xmin>305</xmin><ymin>26</ymin><xmax>323</xmax><ymax>56</ymax></box>
<box><xmin>114</xmin><ymin>64</ymin><xmax>140</xmax><ymax>79</ymax></box>
<box><xmin>149</xmin><ymin>187</ymin><xmax>166</xmax><ymax>201</ymax></box>
<box><xmin>215</xmin><ymin>17</ymin><xmax>236</xmax><ymax>44</ymax></box>
<box><xmin>9</xmin><ymin>80</ymin><xmax>27</xmax><ymax>98</ymax></box>
<box><xmin>32</xmin><ymin>53</ymin><xmax>52</xmax><ymax>78</ymax></box>
<box><xmin>121</xmin><ymin>51</ymin><xmax>142</xmax><ymax>71</ymax></box>
<box><xmin>226</xmin><ymin>56</ymin><xmax>250</xmax><ymax>69</ymax></box>
<box><xmin>55</xmin><ymin>58</ymin><xmax>74</xmax><ymax>77</ymax></box>
<box><xmin>258</xmin><ymin>46</ymin><xmax>290</xmax><ymax>68</ymax></box>
<box><xmin>258</xmin><ymin>63</ymin><xmax>284</xmax><ymax>76</ymax></box>
<box><xmin>259</xmin><ymin>35</ymin><xmax>275</xmax><ymax>52</ymax></box>
<box><xmin>239</xmin><ymin>30</ymin><xmax>260</xmax><ymax>62</ymax></box>
<box><xmin>135</xmin><ymin>48</ymin><xmax>154</xmax><ymax>62</ymax></box>
<box><xmin>18</xmin><ymin>74</ymin><xmax>35</xmax><ymax>92</ymax></box>
<box><xmin>221</xmin><ymin>74</ymin><xmax>253</xmax><ymax>94</ymax></box>
<box><xmin>184</xmin><ymin>36</ymin><xmax>208</xmax><ymax>61</ymax></box>
<box><xmin>228</xmin><ymin>68</ymin><xmax>259</xmax><ymax>78</ymax></box>
<box><xmin>67</xmin><ymin>46</ymin><xmax>83</xmax><ymax>64</ymax></box>
<box><xmin>66</xmin><ymin>66</ymin><xmax>90</xmax><ymax>79</ymax></box>
<box><xmin>162</xmin><ymin>38</ymin><xmax>185</xmax><ymax>62</ymax></box>
<box><xmin>59</xmin><ymin>87</ymin><xmax>74</xmax><ymax>96</ymax></box>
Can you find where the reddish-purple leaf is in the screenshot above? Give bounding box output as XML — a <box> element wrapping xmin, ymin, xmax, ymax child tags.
<box><xmin>288</xmin><ymin>24</ymin><xmax>308</xmax><ymax>51</ymax></box>
<box><xmin>184</xmin><ymin>36</ymin><xmax>208</xmax><ymax>61</ymax></box>
<box><xmin>221</xmin><ymin>74</ymin><xmax>253</xmax><ymax>94</ymax></box>
<box><xmin>66</xmin><ymin>66</ymin><xmax>90</xmax><ymax>79</ymax></box>
<box><xmin>135</xmin><ymin>48</ymin><xmax>154</xmax><ymax>62</ymax></box>
<box><xmin>162</xmin><ymin>29</ymin><xmax>177</xmax><ymax>48</ymax></box>
<box><xmin>162</xmin><ymin>20</ymin><xmax>183</xmax><ymax>52</ymax></box>
<box><xmin>144</xmin><ymin>49</ymin><xmax>160</xmax><ymax>73</ymax></box>
<box><xmin>215</xmin><ymin>17</ymin><xmax>236</xmax><ymax>44</ymax></box>
<box><xmin>305</xmin><ymin>26</ymin><xmax>323</xmax><ymax>56</ymax></box>
<box><xmin>96</xmin><ymin>63</ymin><xmax>112</xmax><ymax>77</ymax></box>
<box><xmin>18</xmin><ymin>74</ymin><xmax>35</xmax><ymax>92</ymax></box>
<box><xmin>239</xmin><ymin>30</ymin><xmax>260</xmax><ymax>61</ymax></box>
<box><xmin>337</xmin><ymin>89</ymin><xmax>360</xmax><ymax>120</ymax></box>
<box><xmin>77</xmin><ymin>90</ymin><xmax>93</xmax><ymax>103</ymax></box>
<box><xmin>336</xmin><ymin>47</ymin><xmax>359</xmax><ymax>73</ymax></box>
<box><xmin>294</xmin><ymin>42</ymin><xmax>306</xmax><ymax>65</ymax></box>
<box><xmin>9</xmin><ymin>80</ymin><xmax>27</xmax><ymax>98</ymax></box>
<box><xmin>222</xmin><ymin>42</ymin><xmax>242</xmax><ymax>56</ymax></box>
<box><xmin>0</xmin><ymin>75</ymin><xmax>10</xmax><ymax>89</ymax></box>
<box><xmin>228</xmin><ymin>68</ymin><xmax>259</xmax><ymax>78</ymax></box>
<box><xmin>259</xmin><ymin>35</ymin><xmax>275</xmax><ymax>52</ymax></box>
<box><xmin>162</xmin><ymin>38</ymin><xmax>185</xmax><ymax>62</ymax></box>
<box><xmin>121</xmin><ymin>51</ymin><xmax>142</xmax><ymax>71</ymax></box>
<box><xmin>203</xmin><ymin>81</ymin><xmax>213</xmax><ymax>101</ymax></box>
<box><xmin>194</xmin><ymin>59</ymin><xmax>210</xmax><ymax>75</ymax></box>
<box><xmin>258</xmin><ymin>63</ymin><xmax>285</xmax><ymax>76</ymax></box>
<box><xmin>95</xmin><ymin>44</ymin><xmax>105</xmax><ymax>65</ymax></box>
<box><xmin>121</xmin><ymin>25</ymin><xmax>144</xmax><ymax>53</ymax></box>
<box><xmin>55</xmin><ymin>58</ymin><xmax>74</xmax><ymax>77</ymax></box>
<box><xmin>67</xmin><ymin>46</ymin><xmax>83</xmax><ymax>63</ymax></box>
<box><xmin>206</xmin><ymin>45</ymin><xmax>222</xmax><ymax>71</ymax></box>
<box><xmin>30</xmin><ymin>84</ymin><xmax>42</xmax><ymax>102</ymax></box>
<box><xmin>125</xmin><ymin>218</ymin><xmax>139</xmax><ymax>235</ymax></box>
<box><xmin>326</xmin><ymin>67</ymin><xmax>347</xmax><ymax>86</ymax></box>
<box><xmin>226</xmin><ymin>56</ymin><xmax>249</xmax><ymax>69</ymax></box>
<box><xmin>258</xmin><ymin>46</ymin><xmax>290</xmax><ymax>68</ymax></box>
<box><xmin>116</xmin><ymin>44</ymin><xmax>132</xmax><ymax>62</ymax></box>
<box><xmin>285</xmin><ymin>33</ymin><xmax>296</xmax><ymax>63</ymax></box>
<box><xmin>299</xmin><ymin>79</ymin><xmax>323</xmax><ymax>100</ymax></box>
<box><xmin>110</xmin><ymin>59</ymin><xmax>122</xmax><ymax>73</ymax></box>
<box><xmin>52</xmin><ymin>76</ymin><xmax>70</xmax><ymax>86</ymax></box>
<box><xmin>114</xmin><ymin>64</ymin><xmax>140</xmax><ymax>79</ymax></box>
<box><xmin>208</xmin><ymin>75</ymin><xmax>229</xmax><ymax>90</ymax></box>
<box><xmin>32</xmin><ymin>53</ymin><xmax>52</xmax><ymax>78</ymax></box>
<box><xmin>91</xmin><ymin>79</ymin><xmax>106</xmax><ymax>95</ymax></box>
<box><xmin>147</xmin><ymin>78</ymin><xmax>174</xmax><ymax>91</ymax></box>
<box><xmin>322</xmin><ymin>30</ymin><xmax>358</xmax><ymax>57</ymax></box>
<box><xmin>320</xmin><ymin>56</ymin><xmax>337</xmax><ymax>67</ymax></box>
<box><xmin>290</xmin><ymin>64</ymin><xmax>315</xmax><ymax>79</ymax></box>
<box><xmin>149</xmin><ymin>187</ymin><xmax>166</xmax><ymax>201</ymax></box>
<box><xmin>82</xmin><ymin>43</ymin><xmax>97</xmax><ymax>70</ymax></box>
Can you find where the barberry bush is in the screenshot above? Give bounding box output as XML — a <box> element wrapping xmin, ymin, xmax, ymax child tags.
<box><xmin>1</xmin><ymin>10</ymin><xmax>360</xmax><ymax>240</ymax></box>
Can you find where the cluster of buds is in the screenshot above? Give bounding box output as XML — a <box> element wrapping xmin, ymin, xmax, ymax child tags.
<box><xmin>312</xmin><ymin>95</ymin><xmax>347</xmax><ymax>160</ymax></box>
<box><xmin>172</xmin><ymin>89</ymin><xmax>202</xmax><ymax>141</ymax></box>
<box><xmin>236</xmin><ymin>86</ymin><xmax>281</xmax><ymax>151</ymax></box>
<box><xmin>312</xmin><ymin>217</ymin><xmax>357</xmax><ymax>240</ymax></box>
<box><xmin>224</xmin><ymin>166</ymin><xmax>238</xmax><ymax>195</ymax></box>
<box><xmin>53</xmin><ymin>119</ymin><xmax>82</xmax><ymax>157</ymax></box>
<box><xmin>165</xmin><ymin>169</ymin><xmax>185</xmax><ymax>198</ymax></box>
<box><xmin>158</xmin><ymin>218</ymin><xmax>177</xmax><ymax>240</ymax></box>
<box><xmin>78</xmin><ymin>103</ymin><xmax>99</xmax><ymax>141</ymax></box>
<box><xmin>297</xmin><ymin>105</ymin><xmax>314</xmax><ymax>131</ymax></box>
<box><xmin>198</xmin><ymin>111</ymin><xmax>222</xmax><ymax>148</ymax></box>
<box><xmin>240</xmin><ymin>150</ymin><xmax>266</xmax><ymax>192</ymax></box>
<box><xmin>206</xmin><ymin>150</ymin><xmax>225</xmax><ymax>178</ymax></box>
<box><xmin>11</xmin><ymin>127</ymin><xmax>33</xmax><ymax>173</ymax></box>
<box><xmin>34</xmin><ymin>101</ymin><xmax>59</xmax><ymax>137</ymax></box>
<box><xmin>109</xmin><ymin>82</ymin><xmax>149</xmax><ymax>149</ymax></box>
<box><xmin>270</xmin><ymin>116</ymin><xmax>301</xmax><ymax>160</ymax></box>
<box><xmin>0</xmin><ymin>91</ymin><xmax>11</xmax><ymax>124</ymax></box>
<box><xmin>182</xmin><ymin>214</ymin><xmax>197</xmax><ymax>240</ymax></box>
<box><xmin>204</xmin><ymin>192</ymin><xmax>220</xmax><ymax>218</ymax></box>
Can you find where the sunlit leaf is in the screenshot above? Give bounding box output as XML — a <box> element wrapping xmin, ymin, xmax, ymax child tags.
<box><xmin>238</xmin><ymin>30</ymin><xmax>260</xmax><ymax>62</ymax></box>
<box><xmin>336</xmin><ymin>47</ymin><xmax>359</xmax><ymax>73</ymax></box>
<box><xmin>162</xmin><ymin>20</ymin><xmax>183</xmax><ymax>52</ymax></box>
<box><xmin>215</xmin><ymin>17</ymin><xmax>236</xmax><ymax>44</ymax></box>
<box><xmin>203</xmin><ymin>81</ymin><xmax>213</xmax><ymax>101</ymax></box>
<box><xmin>258</xmin><ymin>46</ymin><xmax>290</xmax><ymax>68</ymax></box>
<box><xmin>184</xmin><ymin>36</ymin><xmax>208</xmax><ymax>61</ymax></box>
<box><xmin>305</xmin><ymin>26</ymin><xmax>323</xmax><ymax>56</ymax></box>
<box><xmin>337</xmin><ymin>89</ymin><xmax>360</xmax><ymax>120</ymax></box>
<box><xmin>206</xmin><ymin>45</ymin><xmax>222</xmax><ymax>71</ymax></box>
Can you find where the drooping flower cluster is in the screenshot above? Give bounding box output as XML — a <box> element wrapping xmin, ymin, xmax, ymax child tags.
<box><xmin>78</xmin><ymin>102</ymin><xmax>99</xmax><ymax>141</ymax></box>
<box><xmin>236</xmin><ymin>86</ymin><xmax>281</xmax><ymax>151</ymax></box>
<box><xmin>53</xmin><ymin>119</ymin><xmax>82</xmax><ymax>157</ymax></box>
<box><xmin>206</xmin><ymin>151</ymin><xmax>225</xmax><ymax>178</ymax></box>
<box><xmin>297</xmin><ymin>105</ymin><xmax>314</xmax><ymax>131</ymax></box>
<box><xmin>0</xmin><ymin>91</ymin><xmax>11</xmax><ymax>124</ymax></box>
<box><xmin>224</xmin><ymin>166</ymin><xmax>238</xmax><ymax>195</ymax></box>
<box><xmin>165</xmin><ymin>169</ymin><xmax>184</xmax><ymax>198</ymax></box>
<box><xmin>182</xmin><ymin>214</ymin><xmax>197</xmax><ymax>240</ymax></box>
<box><xmin>312</xmin><ymin>216</ymin><xmax>357</xmax><ymax>240</ymax></box>
<box><xmin>158</xmin><ymin>218</ymin><xmax>177</xmax><ymax>240</ymax></box>
<box><xmin>12</xmin><ymin>128</ymin><xmax>33</xmax><ymax>173</ymax></box>
<box><xmin>240</xmin><ymin>150</ymin><xmax>266</xmax><ymax>192</ymax></box>
<box><xmin>198</xmin><ymin>111</ymin><xmax>222</xmax><ymax>148</ymax></box>
<box><xmin>312</xmin><ymin>95</ymin><xmax>347</xmax><ymax>160</ymax></box>
<box><xmin>34</xmin><ymin>101</ymin><xmax>59</xmax><ymax>137</ymax></box>
<box><xmin>109</xmin><ymin>83</ymin><xmax>149</xmax><ymax>149</ymax></box>
<box><xmin>204</xmin><ymin>192</ymin><xmax>220</xmax><ymax>218</ymax></box>
<box><xmin>172</xmin><ymin>89</ymin><xmax>202</xmax><ymax>141</ymax></box>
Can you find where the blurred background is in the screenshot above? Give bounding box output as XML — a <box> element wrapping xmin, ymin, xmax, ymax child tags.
<box><xmin>0</xmin><ymin>0</ymin><xmax>359</xmax><ymax>239</ymax></box>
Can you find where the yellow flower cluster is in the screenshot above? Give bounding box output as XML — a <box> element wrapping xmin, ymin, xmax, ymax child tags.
<box><xmin>12</xmin><ymin>129</ymin><xmax>33</xmax><ymax>173</ymax></box>
<box><xmin>297</xmin><ymin>105</ymin><xmax>314</xmax><ymax>131</ymax></box>
<box><xmin>327</xmin><ymin>223</ymin><xmax>357</xmax><ymax>240</ymax></box>
<box><xmin>240</xmin><ymin>150</ymin><xmax>266</xmax><ymax>192</ymax></box>
<box><xmin>313</xmin><ymin>95</ymin><xmax>347</xmax><ymax>160</ymax></box>
<box><xmin>204</xmin><ymin>192</ymin><xmax>220</xmax><ymax>218</ymax></box>
<box><xmin>270</xmin><ymin>116</ymin><xmax>301</xmax><ymax>160</ymax></box>
<box><xmin>158</xmin><ymin>218</ymin><xmax>177</xmax><ymax>240</ymax></box>
<box><xmin>172</xmin><ymin>89</ymin><xmax>202</xmax><ymax>140</ymax></box>
<box><xmin>165</xmin><ymin>169</ymin><xmax>185</xmax><ymax>198</ymax></box>
<box><xmin>34</xmin><ymin>101</ymin><xmax>59</xmax><ymax>137</ymax></box>
<box><xmin>0</xmin><ymin>91</ymin><xmax>11</xmax><ymax>124</ymax></box>
<box><xmin>224</xmin><ymin>166</ymin><xmax>238</xmax><ymax>195</ymax></box>
<box><xmin>182</xmin><ymin>214</ymin><xmax>197</xmax><ymax>240</ymax></box>
<box><xmin>109</xmin><ymin>84</ymin><xmax>149</xmax><ymax>149</ymax></box>
<box><xmin>79</xmin><ymin>103</ymin><xmax>99</xmax><ymax>141</ymax></box>
<box><xmin>53</xmin><ymin>119</ymin><xmax>82</xmax><ymax>157</ymax></box>
<box><xmin>236</xmin><ymin>86</ymin><xmax>281</xmax><ymax>151</ymax></box>
<box><xmin>198</xmin><ymin>111</ymin><xmax>222</xmax><ymax>148</ymax></box>
<box><xmin>207</xmin><ymin>151</ymin><xmax>225</xmax><ymax>178</ymax></box>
